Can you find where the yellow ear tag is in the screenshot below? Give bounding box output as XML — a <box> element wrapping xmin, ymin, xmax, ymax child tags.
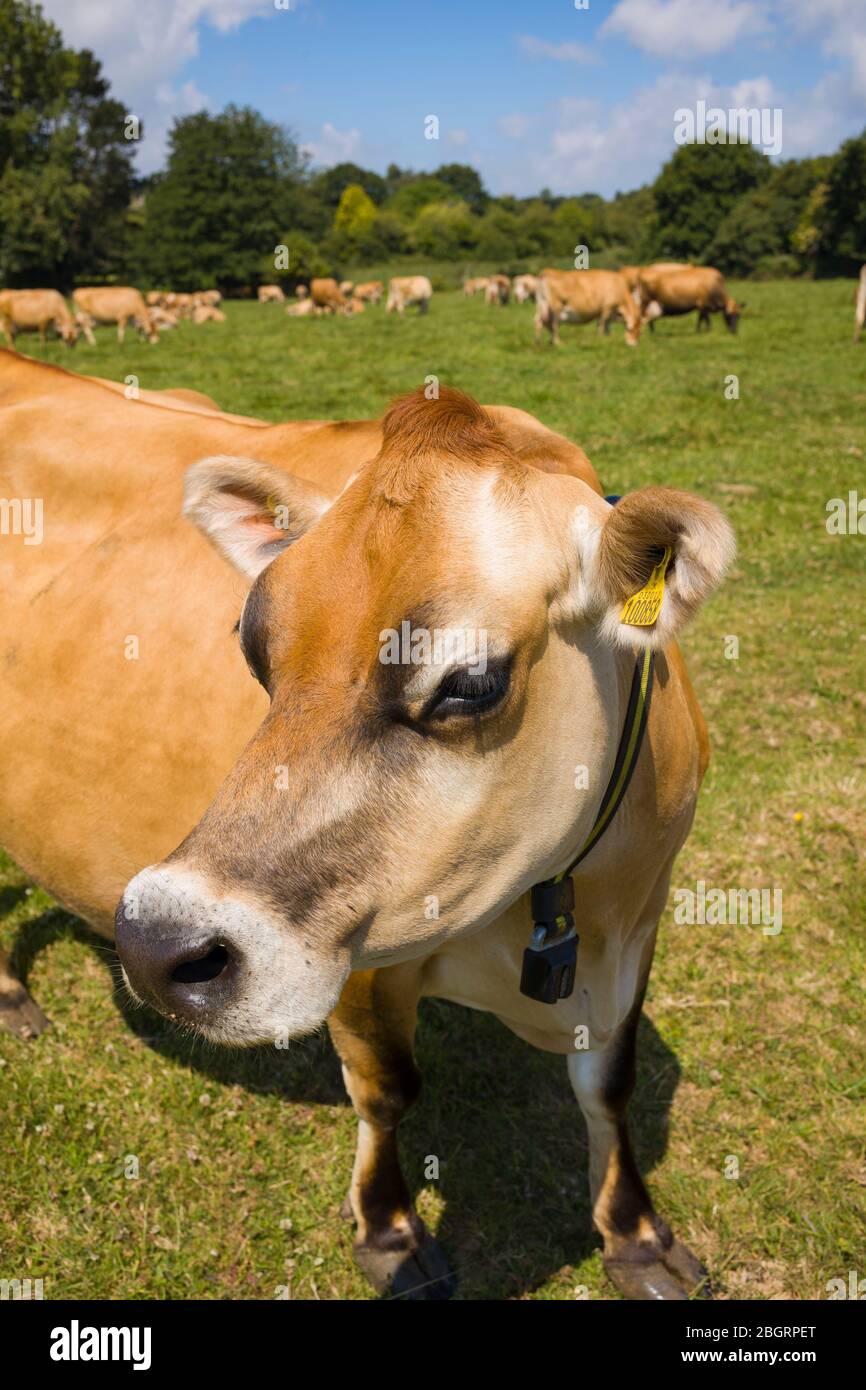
<box><xmin>620</xmin><ymin>546</ymin><xmax>672</xmax><ymax>627</ymax></box>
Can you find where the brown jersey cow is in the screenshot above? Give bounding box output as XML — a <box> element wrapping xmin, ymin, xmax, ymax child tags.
<box><xmin>535</xmin><ymin>268</ymin><xmax>641</xmax><ymax>346</ymax></box>
<box><xmin>637</xmin><ymin>266</ymin><xmax>744</xmax><ymax>333</ymax></box>
<box><xmin>0</xmin><ymin>289</ymin><xmax>78</xmax><ymax>348</ymax></box>
<box><xmin>0</xmin><ymin>352</ymin><xmax>734</xmax><ymax>1302</ymax></box>
<box><xmin>73</xmin><ymin>287</ymin><xmax>159</xmax><ymax>345</ymax></box>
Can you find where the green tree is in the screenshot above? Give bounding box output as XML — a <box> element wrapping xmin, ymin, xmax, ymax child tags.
<box><xmin>0</xmin><ymin>0</ymin><xmax>136</xmax><ymax>285</ymax></box>
<box><xmin>432</xmin><ymin>163</ymin><xmax>488</xmax><ymax>214</ymax></box>
<box><xmin>263</xmin><ymin>231</ymin><xmax>328</xmax><ymax>285</ymax></box>
<box><xmin>309</xmin><ymin>161</ymin><xmax>387</xmax><ymax>209</ymax></box>
<box><xmin>709</xmin><ymin>157</ymin><xmax>831</xmax><ymax>276</ymax></box>
<box><xmin>512</xmin><ymin>199</ymin><xmax>556</xmax><ymax>258</ymax></box>
<box><xmin>387</xmin><ymin>177</ymin><xmax>452</xmax><ymax>220</ymax></box>
<box><xmin>474</xmin><ymin>204</ymin><xmax>519</xmax><ymax>261</ymax></box>
<box><xmin>651</xmin><ymin>141</ymin><xmax>771</xmax><ymax>261</ymax></box>
<box><xmin>551</xmin><ymin>197</ymin><xmax>603</xmax><ymax>260</ymax></box>
<box><xmin>410</xmin><ymin>200</ymin><xmax>478</xmax><ymax>257</ymax></box>
<box><xmin>818</xmin><ymin>128</ymin><xmax>866</xmax><ymax>272</ymax></box>
<box><xmin>139</xmin><ymin>105</ymin><xmax>306</xmax><ymax>288</ymax></box>
<box><xmin>599</xmin><ymin>186</ymin><xmax>655</xmax><ymax>260</ymax></box>
<box><xmin>333</xmin><ymin>183</ymin><xmax>378</xmax><ymax>236</ymax></box>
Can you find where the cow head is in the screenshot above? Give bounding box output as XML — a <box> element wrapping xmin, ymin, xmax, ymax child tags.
<box><xmin>725</xmin><ymin>297</ymin><xmax>746</xmax><ymax>332</ymax></box>
<box><xmin>115</xmin><ymin>388</ymin><xmax>733</xmax><ymax>1044</ymax></box>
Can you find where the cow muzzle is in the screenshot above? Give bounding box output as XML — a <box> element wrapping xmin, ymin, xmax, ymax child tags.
<box><xmin>114</xmin><ymin>865</ymin><xmax>350</xmax><ymax>1045</ymax></box>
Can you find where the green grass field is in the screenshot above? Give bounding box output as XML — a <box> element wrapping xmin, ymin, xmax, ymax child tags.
<box><xmin>1</xmin><ymin>280</ymin><xmax>864</xmax><ymax>1300</ymax></box>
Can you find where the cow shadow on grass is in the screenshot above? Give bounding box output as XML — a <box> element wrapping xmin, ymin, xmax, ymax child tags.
<box><xmin>9</xmin><ymin>907</ymin><xmax>682</xmax><ymax>1302</ymax></box>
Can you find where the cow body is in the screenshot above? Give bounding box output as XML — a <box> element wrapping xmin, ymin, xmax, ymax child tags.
<box><xmin>535</xmin><ymin>268</ymin><xmax>641</xmax><ymax>346</ymax></box>
<box><xmin>73</xmin><ymin>287</ymin><xmax>158</xmax><ymax>345</ymax></box>
<box><xmin>192</xmin><ymin>305</ymin><xmax>226</xmax><ymax>324</ymax></box>
<box><xmin>485</xmin><ymin>274</ymin><xmax>510</xmax><ymax>306</ymax></box>
<box><xmin>353</xmin><ymin>281</ymin><xmax>384</xmax><ymax>304</ymax></box>
<box><xmin>462</xmin><ymin>276</ymin><xmax>490</xmax><ymax>297</ymax></box>
<box><xmin>310</xmin><ymin>277</ymin><xmax>349</xmax><ymax>313</ymax></box>
<box><xmin>285</xmin><ymin>298</ymin><xmax>318</xmax><ymax>317</ymax></box>
<box><xmin>0</xmin><ymin>289</ymin><xmax>77</xmax><ymax>348</ymax></box>
<box><xmin>854</xmin><ymin>264</ymin><xmax>866</xmax><ymax>344</ymax></box>
<box><xmin>257</xmin><ymin>285</ymin><xmax>286</xmax><ymax>304</ymax></box>
<box><xmin>0</xmin><ymin>351</ymin><xmax>732</xmax><ymax>1300</ymax></box>
<box><xmin>513</xmin><ymin>274</ymin><xmax>538</xmax><ymax>304</ymax></box>
<box><xmin>386</xmin><ymin>275</ymin><xmax>432</xmax><ymax>314</ymax></box>
<box><xmin>637</xmin><ymin>265</ymin><xmax>743</xmax><ymax>333</ymax></box>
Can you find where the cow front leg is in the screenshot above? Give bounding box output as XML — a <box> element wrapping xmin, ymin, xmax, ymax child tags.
<box><xmin>568</xmin><ymin>1004</ymin><xmax>709</xmax><ymax>1300</ymax></box>
<box><xmin>328</xmin><ymin>965</ymin><xmax>456</xmax><ymax>1300</ymax></box>
<box><xmin>0</xmin><ymin>948</ymin><xmax>50</xmax><ymax>1039</ymax></box>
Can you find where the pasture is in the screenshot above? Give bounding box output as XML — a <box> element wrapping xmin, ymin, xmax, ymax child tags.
<box><xmin>1</xmin><ymin>277</ymin><xmax>864</xmax><ymax>1300</ymax></box>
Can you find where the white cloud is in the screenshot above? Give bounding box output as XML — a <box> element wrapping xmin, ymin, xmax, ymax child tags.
<box><xmin>39</xmin><ymin>0</ymin><xmax>280</xmax><ymax>172</ymax></box>
<box><xmin>447</xmin><ymin>128</ymin><xmax>469</xmax><ymax>147</ymax></box>
<box><xmin>304</xmin><ymin>122</ymin><xmax>362</xmax><ymax>166</ymax></box>
<box><xmin>517</xmin><ymin>35</ymin><xmax>598</xmax><ymax>65</ymax></box>
<box><xmin>498</xmin><ymin>114</ymin><xmax>530</xmax><ymax>140</ymax></box>
<box><xmin>601</xmin><ymin>0</ymin><xmax>768</xmax><ymax>60</ymax></box>
<box><xmin>781</xmin><ymin>0</ymin><xmax>866</xmax><ymax>103</ymax></box>
<box><xmin>730</xmin><ymin>76</ymin><xmax>775</xmax><ymax>108</ymax></box>
<box><xmin>530</xmin><ymin>72</ymin><xmax>783</xmax><ymax>196</ymax></box>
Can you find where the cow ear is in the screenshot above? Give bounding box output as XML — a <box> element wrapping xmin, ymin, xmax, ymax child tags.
<box><xmin>184</xmin><ymin>455</ymin><xmax>331</xmax><ymax>579</ymax></box>
<box><xmin>584</xmin><ymin>486</ymin><xmax>735</xmax><ymax>649</ymax></box>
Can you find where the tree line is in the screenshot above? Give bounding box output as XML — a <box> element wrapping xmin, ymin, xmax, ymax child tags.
<box><xmin>1</xmin><ymin>0</ymin><xmax>864</xmax><ymax>293</ymax></box>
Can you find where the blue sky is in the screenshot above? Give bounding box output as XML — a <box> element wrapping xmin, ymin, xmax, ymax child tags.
<box><xmin>41</xmin><ymin>0</ymin><xmax>866</xmax><ymax>196</ymax></box>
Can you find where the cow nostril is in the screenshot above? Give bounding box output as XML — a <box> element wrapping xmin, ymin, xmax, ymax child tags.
<box><xmin>171</xmin><ymin>944</ymin><xmax>230</xmax><ymax>985</ymax></box>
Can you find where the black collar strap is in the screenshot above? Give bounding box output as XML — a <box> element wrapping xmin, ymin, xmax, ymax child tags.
<box><xmin>520</xmin><ymin>549</ymin><xmax>656</xmax><ymax>1004</ymax></box>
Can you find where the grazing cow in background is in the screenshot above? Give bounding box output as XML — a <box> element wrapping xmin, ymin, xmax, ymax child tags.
<box><xmin>339</xmin><ymin>280</ymin><xmax>354</xmax><ymax>297</ymax></box>
<box><xmin>485</xmin><ymin>274</ymin><xmax>511</xmax><ymax>306</ymax></box>
<box><xmin>637</xmin><ymin>266</ymin><xmax>744</xmax><ymax>333</ymax></box>
<box><xmin>386</xmin><ymin>275</ymin><xmax>433</xmax><ymax>314</ymax></box>
<box><xmin>0</xmin><ymin>289</ymin><xmax>78</xmax><ymax>348</ymax></box>
<box><xmin>462</xmin><ymin>276</ymin><xmax>491</xmax><ymax>297</ymax></box>
<box><xmin>513</xmin><ymin>274</ymin><xmax>538</xmax><ymax>304</ymax></box>
<box><xmin>258</xmin><ymin>285</ymin><xmax>286</xmax><ymax>304</ymax></box>
<box><xmin>198</xmin><ymin>289</ymin><xmax>222</xmax><ymax>307</ymax></box>
<box><xmin>295</xmin><ymin>285</ymin><xmax>309</xmax><ymax>299</ymax></box>
<box><xmin>146</xmin><ymin>290</ymin><xmax>162</xmax><ymax>307</ymax></box>
<box><xmin>192</xmin><ymin>305</ymin><xmax>226</xmax><ymax>325</ymax></box>
<box><xmin>536</xmin><ymin>269</ymin><xmax>641</xmax><ymax>346</ymax></box>
<box><xmin>311</xmin><ymin>277</ymin><xmax>349</xmax><ymax>313</ymax></box>
<box><xmin>620</xmin><ymin>265</ymin><xmax>691</xmax><ymax>329</ymax></box>
<box><xmin>854</xmin><ymin>264</ymin><xmax>866</xmax><ymax>344</ymax></box>
<box><xmin>0</xmin><ymin>355</ymin><xmax>734</xmax><ymax>1302</ymax></box>
<box><xmin>72</xmin><ymin>287</ymin><xmax>158</xmax><ymax>345</ymax></box>
<box><xmin>353</xmin><ymin>280</ymin><xmax>384</xmax><ymax>304</ymax></box>
<box><xmin>347</xmin><ymin>297</ymin><xmax>366</xmax><ymax>315</ymax></box>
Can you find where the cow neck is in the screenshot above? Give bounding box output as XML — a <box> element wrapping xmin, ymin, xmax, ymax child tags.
<box><xmin>520</xmin><ymin>494</ymin><xmax>656</xmax><ymax>1005</ymax></box>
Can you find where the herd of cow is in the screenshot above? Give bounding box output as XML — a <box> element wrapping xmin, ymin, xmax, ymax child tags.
<box><xmin>465</xmin><ymin>263</ymin><xmax>745</xmax><ymax>346</ymax></box>
<box><xmin>2</xmin><ymin>261</ymin><xmax>864</xmax><ymax>352</ymax></box>
<box><xmin>267</xmin><ymin>262</ymin><xmax>744</xmax><ymax>345</ymax></box>
<box><xmin>262</xmin><ymin>275</ymin><xmax>433</xmax><ymax>316</ymax></box>
<box><xmin>0</xmin><ymin>285</ymin><xmax>224</xmax><ymax>349</ymax></box>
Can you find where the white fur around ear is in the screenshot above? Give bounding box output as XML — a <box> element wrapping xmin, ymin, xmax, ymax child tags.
<box><xmin>183</xmin><ymin>455</ymin><xmax>331</xmax><ymax>579</ymax></box>
<box><xmin>590</xmin><ymin>486</ymin><xmax>736</xmax><ymax>650</ymax></box>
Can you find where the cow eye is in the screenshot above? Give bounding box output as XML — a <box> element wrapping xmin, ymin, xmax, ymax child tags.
<box><xmin>425</xmin><ymin>660</ymin><xmax>511</xmax><ymax>720</ymax></box>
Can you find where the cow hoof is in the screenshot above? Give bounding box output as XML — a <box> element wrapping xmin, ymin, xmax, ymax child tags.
<box><xmin>0</xmin><ymin>986</ymin><xmax>51</xmax><ymax>1040</ymax></box>
<box><xmin>354</xmin><ymin>1230</ymin><xmax>456</xmax><ymax>1301</ymax></box>
<box><xmin>604</xmin><ymin>1239</ymin><xmax>711</xmax><ymax>1301</ymax></box>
